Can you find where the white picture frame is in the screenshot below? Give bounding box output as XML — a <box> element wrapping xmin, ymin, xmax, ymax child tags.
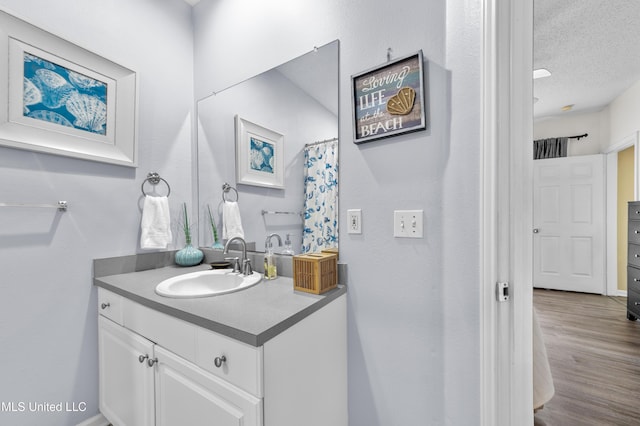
<box><xmin>0</xmin><ymin>9</ymin><xmax>138</xmax><ymax>167</ymax></box>
<box><xmin>235</xmin><ymin>115</ymin><xmax>284</xmax><ymax>189</ymax></box>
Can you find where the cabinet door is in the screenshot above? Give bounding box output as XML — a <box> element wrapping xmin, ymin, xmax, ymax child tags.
<box><xmin>154</xmin><ymin>346</ymin><xmax>262</xmax><ymax>426</ymax></box>
<box><xmin>98</xmin><ymin>316</ymin><xmax>155</xmax><ymax>426</ymax></box>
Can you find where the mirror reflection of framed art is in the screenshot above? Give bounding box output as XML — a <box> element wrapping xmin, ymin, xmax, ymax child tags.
<box><xmin>235</xmin><ymin>115</ymin><xmax>284</xmax><ymax>189</ymax></box>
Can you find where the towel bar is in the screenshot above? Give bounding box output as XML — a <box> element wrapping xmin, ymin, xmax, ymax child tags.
<box><xmin>0</xmin><ymin>201</ymin><xmax>68</xmax><ymax>211</ymax></box>
<box><xmin>222</xmin><ymin>183</ymin><xmax>238</xmax><ymax>202</ymax></box>
<box><xmin>141</xmin><ymin>172</ymin><xmax>171</xmax><ymax>197</ymax></box>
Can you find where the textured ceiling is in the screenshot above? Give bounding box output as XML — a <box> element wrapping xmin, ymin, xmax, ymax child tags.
<box><xmin>534</xmin><ymin>0</ymin><xmax>640</xmax><ymax>120</ymax></box>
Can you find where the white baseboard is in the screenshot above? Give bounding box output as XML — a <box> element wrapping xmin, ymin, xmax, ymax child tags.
<box><xmin>76</xmin><ymin>413</ymin><xmax>110</xmax><ymax>426</ymax></box>
<box><xmin>617</xmin><ymin>289</ymin><xmax>628</xmax><ymax>298</ymax></box>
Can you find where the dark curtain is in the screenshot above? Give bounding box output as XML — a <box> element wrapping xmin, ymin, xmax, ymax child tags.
<box><xmin>533</xmin><ymin>137</ymin><xmax>568</xmax><ymax>160</ymax></box>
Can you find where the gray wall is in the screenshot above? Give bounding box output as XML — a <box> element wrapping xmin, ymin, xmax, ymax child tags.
<box><xmin>0</xmin><ymin>1</ymin><xmax>194</xmax><ymax>425</ymax></box>
<box><xmin>194</xmin><ymin>1</ymin><xmax>481</xmax><ymax>425</ymax></box>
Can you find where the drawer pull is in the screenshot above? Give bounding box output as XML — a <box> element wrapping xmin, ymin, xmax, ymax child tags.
<box><xmin>635</xmin><ymin>255</ymin><xmax>639</xmax><ymax>258</ymax></box>
<box><xmin>101</xmin><ymin>303</ymin><xmax>111</xmax><ymax>309</ymax></box>
<box><xmin>138</xmin><ymin>354</ymin><xmax>149</xmax><ymax>363</ymax></box>
<box><xmin>635</xmin><ymin>302</ymin><xmax>640</xmax><ymax>306</ymax></box>
<box><xmin>214</xmin><ymin>355</ymin><xmax>227</xmax><ymax>368</ymax></box>
<box><xmin>636</xmin><ymin>230</ymin><xmax>640</xmax><ymax>234</ymax></box>
<box><xmin>147</xmin><ymin>357</ymin><xmax>158</xmax><ymax>367</ymax></box>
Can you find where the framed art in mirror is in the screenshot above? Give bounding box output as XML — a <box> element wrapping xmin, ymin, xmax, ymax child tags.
<box><xmin>351</xmin><ymin>50</ymin><xmax>426</xmax><ymax>144</ymax></box>
<box><xmin>235</xmin><ymin>115</ymin><xmax>284</xmax><ymax>189</ymax></box>
<box><xmin>0</xmin><ymin>9</ymin><xmax>138</xmax><ymax>167</ymax></box>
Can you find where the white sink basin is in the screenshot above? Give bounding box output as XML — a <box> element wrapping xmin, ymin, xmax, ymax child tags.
<box><xmin>155</xmin><ymin>269</ymin><xmax>262</xmax><ymax>298</ymax></box>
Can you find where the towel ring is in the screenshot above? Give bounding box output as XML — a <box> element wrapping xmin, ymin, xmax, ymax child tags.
<box><xmin>222</xmin><ymin>183</ymin><xmax>238</xmax><ymax>202</ymax></box>
<box><xmin>141</xmin><ymin>172</ymin><xmax>171</xmax><ymax>197</ymax></box>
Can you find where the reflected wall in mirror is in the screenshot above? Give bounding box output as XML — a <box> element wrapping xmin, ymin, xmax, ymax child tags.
<box><xmin>197</xmin><ymin>40</ymin><xmax>339</xmax><ymax>254</ymax></box>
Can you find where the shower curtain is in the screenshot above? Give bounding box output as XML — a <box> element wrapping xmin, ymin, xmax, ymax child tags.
<box><xmin>302</xmin><ymin>140</ymin><xmax>338</xmax><ymax>253</ymax></box>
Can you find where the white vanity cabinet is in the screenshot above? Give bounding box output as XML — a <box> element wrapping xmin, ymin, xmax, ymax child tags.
<box><xmin>97</xmin><ymin>286</ymin><xmax>347</xmax><ymax>426</ymax></box>
<box><xmin>98</xmin><ymin>315</ymin><xmax>155</xmax><ymax>426</ymax></box>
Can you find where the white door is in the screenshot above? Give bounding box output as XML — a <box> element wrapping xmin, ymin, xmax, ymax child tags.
<box><xmin>98</xmin><ymin>316</ymin><xmax>155</xmax><ymax>426</ymax></box>
<box><xmin>533</xmin><ymin>154</ymin><xmax>605</xmax><ymax>294</ymax></box>
<box><xmin>154</xmin><ymin>345</ymin><xmax>262</xmax><ymax>426</ymax></box>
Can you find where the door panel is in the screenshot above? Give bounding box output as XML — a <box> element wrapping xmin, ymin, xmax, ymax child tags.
<box><xmin>154</xmin><ymin>346</ymin><xmax>261</xmax><ymax>426</ymax></box>
<box><xmin>533</xmin><ymin>154</ymin><xmax>605</xmax><ymax>293</ymax></box>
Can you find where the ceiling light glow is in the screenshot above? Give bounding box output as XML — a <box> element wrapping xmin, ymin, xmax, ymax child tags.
<box><xmin>533</xmin><ymin>68</ymin><xmax>551</xmax><ymax>79</ymax></box>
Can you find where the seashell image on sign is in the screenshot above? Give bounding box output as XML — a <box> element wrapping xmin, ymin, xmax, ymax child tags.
<box><xmin>352</xmin><ymin>51</ymin><xmax>426</xmax><ymax>143</ymax></box>
<box><xmin>22</xmin><ymin>52</ymin><xmax>108</xmax><ymax>135</ymax></box>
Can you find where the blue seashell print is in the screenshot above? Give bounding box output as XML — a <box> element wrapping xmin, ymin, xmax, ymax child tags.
<box><xmin>27</xmin><ymin>110</ymin><xmax>73</xmax><ymax>127</ymax></box>
<box><xmin>22</xmin><ymin>52</ymin><xmax>108</xmax><ymax>136</ymax></box>
<box><xmin>250</xmin><ymin>137</ymin><xmax>274</xmax><ymax>174</ymax></box>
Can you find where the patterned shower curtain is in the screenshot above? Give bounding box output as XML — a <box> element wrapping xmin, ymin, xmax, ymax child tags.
<box><xmin>302</xmin><ymin>140</ymin><xmax>339</xmax><ymax>253</ymax></box>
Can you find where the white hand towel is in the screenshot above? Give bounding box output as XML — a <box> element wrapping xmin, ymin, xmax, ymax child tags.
<box><xmin>140</xmin><ymin>196</ymin><xmax>172</xmax><ymax>249</ymax></box>
<box><xmin>222</xmin><ymin>201</ymin><xmax>245</xmax><ymax>240</ymax></box>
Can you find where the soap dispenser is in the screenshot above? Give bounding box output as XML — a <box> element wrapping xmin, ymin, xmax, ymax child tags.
<box><xmin>264</xmin><ymin>233</ymin><xmax>282</xmax><ymax>280</ymax></box>
<box><xmin>281</xmin><ymin>234</ymin><xmax>295</xmax><ymax>255</ymax></box>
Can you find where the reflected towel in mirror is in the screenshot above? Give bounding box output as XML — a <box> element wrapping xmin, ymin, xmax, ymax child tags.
<box><xmin>140</xmin><ymin>196</ymin><xmax>172</xmax><ymax>249</ymax></box>
<box><xmin>223</xmin><ymin>200</ymin><xmax>245</xmax><ymax>240</ymax></box>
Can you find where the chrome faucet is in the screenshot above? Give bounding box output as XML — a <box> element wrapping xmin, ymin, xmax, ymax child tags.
<box><xmin>264</xmin><ymin>233</ymin><xmax>283</xmax><ymax>251</ymax></box>
<box><xmin>223</xmin><ymin>237</ymin><xmax>253</xmax><ymax>275</ymax></box>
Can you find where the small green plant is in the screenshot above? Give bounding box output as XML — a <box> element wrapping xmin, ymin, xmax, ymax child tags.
<box><xmin>182</xmin><ymin>202</ymin><xmax>192</xmax><ymax>245</ymax></box>
<box><xmin>207</xmin><ymin>204</ymin><xmax>220</xmax><ymax>243</ymax></box>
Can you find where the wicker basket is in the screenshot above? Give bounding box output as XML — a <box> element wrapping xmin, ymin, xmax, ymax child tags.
<box><xmin>293</xmin><ymin>252</ymin><xmax>338</xmax><ymax>294</ymax></box>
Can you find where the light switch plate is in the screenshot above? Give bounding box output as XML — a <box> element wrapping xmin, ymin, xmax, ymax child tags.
<box><xmin>347</xmin><ymin>209</ymin><xmax>362</xmax><ymax>234</ymax></box>
<box><xmin>393</xmin><ymin>210</ymin><xmax>423</xmax><ymax>238</ymax></box>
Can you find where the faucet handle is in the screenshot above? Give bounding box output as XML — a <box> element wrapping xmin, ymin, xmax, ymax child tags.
<box><xmin>224</xmin><ymin>257</ymin><xmax>241</xmax><ymax>273</ymax></box>
<box><xmin>242</xmin><ymin>259</ymin><xmax>253</xmax><ymax>276</ymax></box>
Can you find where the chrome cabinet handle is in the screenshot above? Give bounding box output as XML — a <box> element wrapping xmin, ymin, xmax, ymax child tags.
<box><xmin>101</xmin><ymin>303</ymin><xmax>110</xmax><ymax>309</ymax></box>
<box><xmin>138</xmin><ymin>354</ymin><xmax>149</xmax><ymax>363</ymax></box>
<box><xmin>634</xmin><ymin>278</ymin><xmax>639</xmax><ymax>282</ymax></box>
<box><xmin>214</xmin><ymin>355</ymin><xmax>226</xmax><ymax>368</ymax></box>
<box><xmin>147</xmin><ymin>357</ymin><xmax>158</xmax><ymax>367</ymax></box>
<box><xmin>635</xmin><ymin>254</ymin><xmax>639</xmax><ymax>258</ymax></box>
<box><xmin>533</xmin><ymin>228</ymin><xmax>540</xmax><ymax>234</ymax></box>
<box><xmin>635</xmin><ymin>230</ymin><xmax>640</xmax><ymax>234</ymax></box>
<box><xmin>635</xmin><ymin>302</ymin><xmax>640</xmax><ymax>306</ymax></box>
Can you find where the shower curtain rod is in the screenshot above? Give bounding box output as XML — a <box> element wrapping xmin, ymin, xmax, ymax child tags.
<box><xmin>304</xmin><ymin>137</ymin><xmax>338</xmax><ymax>148</ymax></box>
<box><xmin>568</xmin><ymin>133</ymin><xmax>588</xmax><ymax>140</ymax></box>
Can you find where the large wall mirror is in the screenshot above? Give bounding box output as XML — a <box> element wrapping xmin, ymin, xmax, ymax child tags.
<box><xmin>197</xmin><ymin>40</ymin><xmax>339</xmax><ymax>254</ymax></box>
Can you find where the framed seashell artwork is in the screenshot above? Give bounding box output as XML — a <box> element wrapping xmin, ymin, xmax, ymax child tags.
<box><xmin>235</xmin><ymin>115</ymin><xmax>284</xmax><ymax>189</ymax></box>
<box><xmin>0</xmin><ymin>10</ymin><xmax>138</xmax><ymax>167</ymax></box>
<box><xmin>351</xmin><ymin>50</ymin><xmax>426</xmax><ymax>144</ymax></box>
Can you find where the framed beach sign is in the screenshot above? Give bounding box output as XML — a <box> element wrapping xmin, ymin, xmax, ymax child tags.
<box><xmin>235</xmin><ymin>115</ymin><xmax>284</xmax><ymax>189</ymax></box>
<box><xmin>0</xmin><ymin>9</ymin><xmax>138</xmax><ymax>166</ymax></box>
<box><xmin>351</xmin><ymin>50</ymin><xmax>426</xmax><ymax>144</ymax></box>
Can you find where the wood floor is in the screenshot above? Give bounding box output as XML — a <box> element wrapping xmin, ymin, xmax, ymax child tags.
<box><xmin>533</xmin><ymin>289</ymin><xmax>640</xmax><ymax>426</ymax></box>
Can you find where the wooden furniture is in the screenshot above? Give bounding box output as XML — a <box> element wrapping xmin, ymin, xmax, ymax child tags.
<box><xmin>98</xmin><ymin>287</ymin><xmax>347</xmax><ymax>426</ymax></box>
<box><xmin>627</xmin><ymin>201</ymin><xmax>640</xmax><ymax>320</ymax></box>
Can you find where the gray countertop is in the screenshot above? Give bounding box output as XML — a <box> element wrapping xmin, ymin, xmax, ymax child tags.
<box><xmin>94</xmin><ymin>263</ymin><xmax>346</xmax><ymax>347</ymax></box>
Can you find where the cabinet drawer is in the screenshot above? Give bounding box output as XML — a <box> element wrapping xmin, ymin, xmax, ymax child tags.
<box><xmin>630</xmin><ymin>244</ymin><xmax>640</xmax><ymax>268</ymax></box>
<box><xmin>98</xmin><ymin>288</ymin><xmax>124</xmax><ymax>325</ymax></box>
<box><xmin>628</xmin><ymin>267</ymin><xmax>640</xmax><ymax>293</ymax></box>
<box><xmin>195</xmin><ymin>327</ymin><xmax>263</xmax><ymax>397</ymax></box>
<box><xmin>629</xmin><ymin>224</ymin><xmax>640</xmax><ymax>245</ymax></box>
<box><xmin>122</xmin><ymin>300</ymin><xmax>196</xmax><ymax>363</ymax></box>
<box><xmin>628</xmin><ymin>287</ymin><xmax>640</xmax><ymax>318</ymax></box>
<box><xmin>629</xmin><ymin>204</ymin><xmax>640</xmax><ymax>222</ymax></box>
